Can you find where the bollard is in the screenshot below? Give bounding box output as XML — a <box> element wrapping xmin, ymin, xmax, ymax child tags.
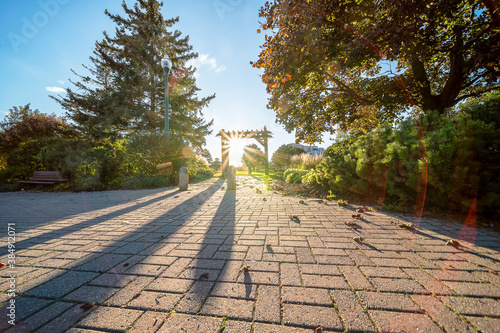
<box><xmin>227</xmin><ymin>165</ymin><xmax>236</xmax><ymax>190</ymax></box>
<box><xmin>179</xmin><ymin>166</ymin><xmax>189</xmax><ymax>191</ymax></box>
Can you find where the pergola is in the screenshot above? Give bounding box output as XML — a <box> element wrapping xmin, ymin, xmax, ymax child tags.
<box><xmin>216</xmin><ymin>126</ymin><xmax>273</xmax><ymax>176</ymax></box>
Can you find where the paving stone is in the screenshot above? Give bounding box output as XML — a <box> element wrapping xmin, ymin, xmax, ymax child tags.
<box><xmin>77</xmin><ymin>306</ymin><xmax>143</xmax><ymax>332</ymax></box>
<box><xmin>411</xmin><ymin>295</ymin><xmax>473</xmax><ymax>332</ymax></box>
<box><xmin>243</xmin><ymin>260</ymin><xmax>280</xmax><ymax>272</ymax></box>
<box><xmin>370</xmin><ymin>277</ymin><xmax>430</xmax><ymax>294</ymax></box>
<box><xmin>25</xmin><ymin>270</ymin><xmax>99</xmax><ymax>299</ymax></box>
<box><xmin>128</xmin><ymin>311</ymin><xmax>168</xmax><ymax>333</ymax></box>
<box><xmin>124</xmin><ymin>263</ymin><xmax>168</xmax><ymax>276</ymax></box>
<box><xmin>443</xmin><ymin>281</ymin><xmax>500</xmax><ymax>297</ymax></box>
<box><xmin>160</xmin><ymin>257</ymin><xmax>192</xmax><ymax>278</ymax></box>
<box><xmin>439</xmin><ymin>295</ymin><xmax>500</xmax><ymax>316</ymax></box>
<box><xmin>315</xmin><ymin>255</ymin><xmax>354</xmax><ymax>265</ymax></box>
<box><xmin>238</xmin><ymin>270</ymin><xmax>280</xmax><ymax>285</ymax></box>
<box><xmin>175</xmin><ymin>280</ymin><xmax>214</xmax><ymax>313</ymax></box>
<box><xmin>178</xmin><ymin>267</ymin><xmax>221</xmax><ymax>281</ymax></box>
<box><xmin>254</xmin><ymin>323</ymin><xmax>315</xmax><ymax>332</ymax></box>
<box><xmin>340</xmin><ymin>265</ymin><xmax>375</xmax><ymax>291</ymax></box>
<box><xmin>282</xmin><ymin>286</ymin><xmax>333</xmax><ymax>306</ymax></box>
<box><xmin>0</xmin><ymin>297</ymin><xmax>52</xmax><ymax>332</ymax></box>
<box><xmin>127</xmin><ymin>291</ymin><xmax>182</xmax><ymax>311</ymax></box>
<box><xmin>190</xmin><ymin>258</ymin><xmax>227</xmax><ymax>270</ymax></box>
<box><xmin>302</xmin><ymin>274</ymin><xmax>349</xmax><ymax>289</ymax></box>
<box><xmin>200</xmin><ymin>296</ymin><xmax>254</xmax><ymax>320</ymax></box>
<box><xmin>88</xmin><ymin>273</ymin><xmax>136</xmax><ymax>288</ymax></box>
<box><xmin>146</xmin><ymin>277</ymin><xmax>194</xmax><ymax>293</ymax></box>
<box><xmin>4</xmin><ymin>301</ymin><xmax>73</xmax><ymax>333</ymax></box>
<box><xmin>222</xmin><ymin>320</ymin><xmax>253</xmax><ymax>332</ymax></box>
<box><xmin>63</xmin><ymin>285</ymin><xmax>120</xmax><ymax>303</ymax></box>
<box><xmin>76</xmin><ymin>253</ymin><xmax>131</xmax><ymax>272</ymax></box>
<box><xmin>104</xmin><ymin>276</ymin><xmax>155</xmax><ymax>306</ymax></box>
<box><xmin>358</xmin><ymin>291</ymin><xmax>423</xmax><ymax>312</ymax></box>
<box><xmin>283</xmin><ymin>304</ymin><xmax>342</xmax><ymax>330</ymax></box>
<box><xmin>331</xmin><ymin>290</ymin><xmax>377</xmax><ymax>333</ymax></box>
<box><xmin>36</xmin><ymin>304</ymin><xmax>96</xmax><ymax>333</ymax></box>
<box><xmin>295</xmin><ymin>247</ymin><xmax>316</xmax><ymax>264</ymax></box>
<box><xmin>359</xmin><ymin>266</ymin><xmax>409</xmax><ymax>278</ymax></box>
<box><xmin>345</xmin><ymin>250</ymin><xmax>376</xmax><ymax>266</ymax></box>
<box><xmin>399</xmin><ymin>251</ymin><xmax>438</xmax><ymax>269</ymax></box>
<box><xmin>472</xmin><ymin>270</ymin><xmax>500</xmax><ymax>287</ymax></box>
<box><xmin>280</xmin><ymin>263</ymin><xmax>302</xmax><ymax>286</ymax></box>
<box><xmin>465</xmin><ymin>316</ymin><xmax>500</xmax><ymax>333</ymax></box>
<box><xmin>299</xmin><ymin>264</ymin><xmax>341</xmax><ymax>276</ymax></box>
<box><xmin>370</xmin><ymin>310</ymin><xmax>442</xmax><ymax>333</ymax></box>
<box><xmin>255</xmin><ymin>285</ymin><xmax>281</xmax><ymax>323</ymax></box>
<box><xmin>370</xmin><ymin>257</ymin><xmax>417</xmax><ymax>268</ymax></box>
<box><xmin>210</xmin><ymin>281</ymin><xmax>257</xmax><ymax>299</ymax></box>
<box><xmin>218</xmin><ymin>260</ymin><xmax>244</xmax><ymax>282</ymax></box>
<box><xmin>430</xmin><ymin>269</ymin><xmax>483</xmax><ymax>282</ymax></box>
<box><xmin>403</xmin><ymin>268</ymin><xmax>455</xmax><ymax>295</ymax></box>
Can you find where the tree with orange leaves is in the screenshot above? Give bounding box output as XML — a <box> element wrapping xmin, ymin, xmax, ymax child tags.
<box><xmin>253</xmin><ymin>0</ymin><xmax>500</xmax><ymax>142</ymax></box>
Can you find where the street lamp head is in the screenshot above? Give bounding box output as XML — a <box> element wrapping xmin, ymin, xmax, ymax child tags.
<box><xmin>161</xmin><ymin>55</ymin><xmax>172</xmax><ymax>73</ymax></box>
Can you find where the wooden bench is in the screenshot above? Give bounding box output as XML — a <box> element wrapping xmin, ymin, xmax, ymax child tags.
<box><xmin>156</xmin><ymin>162</ymin><xmax>173</xmax><ymax>176</ymax></box>
<box><xmin>17</xmin><ymin>171</ymin><xmax>68</xmax><ymax>185</ymax></box>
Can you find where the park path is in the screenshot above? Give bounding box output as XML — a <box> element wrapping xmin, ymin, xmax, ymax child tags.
<box><xmin>1</xmin><ymin>176</ymin><xmax>500</xmax><ymax>332</ymax></box>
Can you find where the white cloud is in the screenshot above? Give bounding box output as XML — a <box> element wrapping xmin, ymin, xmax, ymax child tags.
<box><xmin>215</xmin><ymin>65</ymin><xmax>227</xmax><ymax>73</ymax></box>
<box><xmin>45</xmin><ymin>86</ymin><xmax>66</xmax><ymax>93</ymax></box>
<box><xmin>0</xmin><ymin>111</ymin><xmax>8</xmax><ymax>115</ymax></box>
<box><xmin>187</xmin><ymin>54</ymin><xmax>226</xmax><ymax>75</ymax></box>
<box><xmin>57</xmin><ymin>80</ymin><xmax>65</xmax><ymax>84</ymax></box>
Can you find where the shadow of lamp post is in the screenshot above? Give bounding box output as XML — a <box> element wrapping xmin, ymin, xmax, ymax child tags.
<box><xmin>161</xmin><ymin>54</ymin><xmax>172</xmax><ymax>140</ymax></box>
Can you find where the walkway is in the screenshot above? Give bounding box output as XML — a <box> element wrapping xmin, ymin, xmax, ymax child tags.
<box><xmin>1</xmin><ymin>176</ymin><xmax>499</xmax><ymax>332</ymax></box>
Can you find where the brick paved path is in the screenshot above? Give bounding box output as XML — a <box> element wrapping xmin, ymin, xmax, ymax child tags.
<box><xmin>1</xmin><ymin>176</ymin><xmax>500</xmax><ymax>332</ymax></box>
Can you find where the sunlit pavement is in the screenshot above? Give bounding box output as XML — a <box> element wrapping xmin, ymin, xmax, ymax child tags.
<box><xmin>1</xmin><ymin>176</ymin><xmax>500</xmax><ymax>332</ymax></box>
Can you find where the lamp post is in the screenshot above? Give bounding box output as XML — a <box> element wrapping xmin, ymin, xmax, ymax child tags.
<box><xmin>161</xmin><ymin>55</ymin><xmax>172</xmax><ymax>140</ymax></box>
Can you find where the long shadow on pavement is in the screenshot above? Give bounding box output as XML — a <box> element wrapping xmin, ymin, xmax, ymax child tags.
<box><xmin>0</xmin><ymin>179</ymin><xmax>226</xmax><ymax>332</ymax></box>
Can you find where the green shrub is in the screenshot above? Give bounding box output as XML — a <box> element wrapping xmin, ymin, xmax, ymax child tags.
<box><xmin>284</xmin><ymin>168</ymin><xmax>308</xmax><ymax>183</ymax></box>
<box><xmin>304</xmin><ymin>92</ymin><xmax>500</xmax><ymax>216</ymax></box>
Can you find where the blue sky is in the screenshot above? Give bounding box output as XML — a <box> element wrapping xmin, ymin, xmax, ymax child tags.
<box><xmin>0</xmin><ymin>0</ymin><xmax>331</xmax><ymax>163</ymax></box>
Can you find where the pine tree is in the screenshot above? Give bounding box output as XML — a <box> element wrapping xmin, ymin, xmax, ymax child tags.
<box><xmin>52</xmin><ymin>0</ymin><xmax>214</xmax><ymax>149</ymax></box>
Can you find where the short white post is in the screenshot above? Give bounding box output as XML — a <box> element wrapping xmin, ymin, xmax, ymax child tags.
<box><xmin>179</xmin><ymin>166</ymin><xmax>189</xmax><ymax>191</ymax></box>
<box><xmin>227</xmin><ymin>165</ymin><xmax>236</xmax><ymax>190</ymax></box>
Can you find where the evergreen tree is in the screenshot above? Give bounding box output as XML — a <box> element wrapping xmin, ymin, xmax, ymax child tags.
<box><xmin>52</xmin><ymin>0</ymin><xmax>213</xmax><ymax>149</ymax></box>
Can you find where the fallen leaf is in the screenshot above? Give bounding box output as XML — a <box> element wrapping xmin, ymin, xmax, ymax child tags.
<box><xmin>123</xmin><ymin>263</ymin><xmax>129</xmax><ymax>267</ymax></box>
<box><xmin>199</xmin><ymin>273</ymin><xmax>210</xmax><ymax>280</ymax></box>
<box><xmin>445</xmin><ymin>239</ymin><xmax>460</xmax><ymax>247</ymax></box>
<box><xmin>80</xmin><ymin>302</ymin><xmax>95</xmax><ymax>311</ymax></box>
<box><xmin>0</xmin><ymin>263</ymin><xmax>6</xmax><ymax>268</ymax></box>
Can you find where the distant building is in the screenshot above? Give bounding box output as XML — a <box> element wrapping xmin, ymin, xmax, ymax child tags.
<box><xmin>289</xmin><ymin>143</ymin><xmax>325</xmax><ymax>156</ymax></box>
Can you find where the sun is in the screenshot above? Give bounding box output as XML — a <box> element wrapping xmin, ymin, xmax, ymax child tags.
<box><xmin>228</xmin><ymin>139</ymin><xmax>246</xmax><ymax>167</ymax></box>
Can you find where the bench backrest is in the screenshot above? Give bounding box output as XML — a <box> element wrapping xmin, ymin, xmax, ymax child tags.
<box><xmin>32</xmin><ymin>171</ymin><xmax>66</xmax><ymax>181</ymax></box>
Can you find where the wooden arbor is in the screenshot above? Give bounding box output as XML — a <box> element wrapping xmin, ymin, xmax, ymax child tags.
<box><xmin>217</xmin><ymin>127</ymin><xmax>273</xmax><ymax>176</ymax></box>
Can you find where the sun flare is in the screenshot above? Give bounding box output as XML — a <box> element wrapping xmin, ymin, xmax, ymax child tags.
<box><xmin>228</xmin><ymin>139</ymin><xmax>246</xmax><ymax>167</ymax></box>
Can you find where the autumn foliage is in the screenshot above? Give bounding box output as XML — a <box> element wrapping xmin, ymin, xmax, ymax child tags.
<box><xmin>253</xmin><ymin>0</ymin><xmax>500</xmax><ymax>142</ymax></box>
